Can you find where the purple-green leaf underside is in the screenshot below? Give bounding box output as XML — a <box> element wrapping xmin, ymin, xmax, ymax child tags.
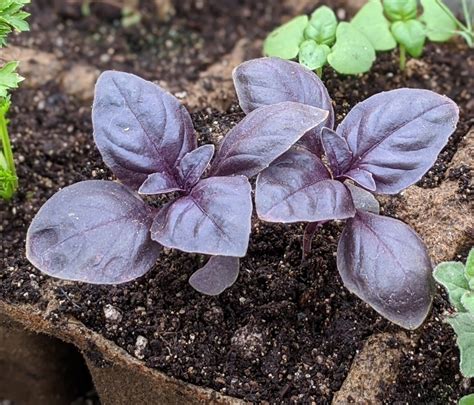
<box><xmin>26</xmin><ymin>180</ymin><xmax>160</xmax><ymax>284</ymax></box>
<box><xmin>93</xmin><ymin>71</ymin><xmax>196</xmax><ymax>190</ymax></box>
<box><xmin>336</xmin><ymin>88</ymin><xmax>459</xmax><ymax>194</ymax></box>
<box><xmin>256</xmin><ymin>148</ymin><xmax>355</xmax><ymax>223</ymax></box>
<box><xmin>151</xmin><ymin>176</ymin><xmax>252</xmax><ymax>257</ymax></box>
<box><xmin>189</xmin><ymin>256</ymin><xmax>240</xmax><ymax>296</ymax></box>
<box><xmin>337</xmin><ymin>210</ymin><xmax>434</xmax><ymax>329</ymax></box>
<box><xmin>211</xmin><ymin>101</ymin><xmax>329</xmax><ymax>178</ymax></box>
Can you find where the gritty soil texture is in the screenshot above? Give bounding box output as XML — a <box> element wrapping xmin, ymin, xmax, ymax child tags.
<box><xmin>1</xmin><ymin>1</ymin><xmax>473</xmax><ymax>404</ymax></box>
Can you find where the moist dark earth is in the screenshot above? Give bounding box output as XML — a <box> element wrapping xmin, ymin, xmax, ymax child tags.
<box><xmin>1</xmin><ymin>1</ymin><xmax>473</xmax><ymax>404</ymax></box>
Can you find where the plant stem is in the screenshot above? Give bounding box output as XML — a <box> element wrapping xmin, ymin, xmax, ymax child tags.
<box><xmin>399</xmin><ymin>44</ymin><xmax>406</xmax><ymax>71</ymax></box>
<box><xmin>462</xmin><ymin>0</ymin><xmax>472</xmax><ymax>32</ymax></box>
<box><xmin>316</xmin><ymin>67</ymin><xmax>323</xmax><ymax>78</ymax></box>
<box><xmin>0</xmin><ymin>108</ymin><xmax>17</xmax><ymax>199</ymax></box>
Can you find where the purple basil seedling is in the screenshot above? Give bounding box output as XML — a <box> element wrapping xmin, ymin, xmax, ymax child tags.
<box><xmin>234</xmin><ymin>57</ymin><xmax>459</xmax><ymax>329</ymax></box>
<box><xmin>26</xmin><ymin>71</ymin><xmax>328</xmax><ymax>295</ymax></box>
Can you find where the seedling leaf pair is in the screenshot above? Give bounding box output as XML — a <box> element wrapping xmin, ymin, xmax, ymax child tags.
<box><xmin>26</xmin><ymin>70</ymin><xmax>328</xmax><ymax>295</ymax></box>
<box><xmin>234</xmin><ymin>57</ymin><xmax>459</xmax><ymax>329</ymax></box>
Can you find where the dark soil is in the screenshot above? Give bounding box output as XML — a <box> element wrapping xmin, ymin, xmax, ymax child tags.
<box><xmin>1</xmin><ymin>1</ymin><xmax>473</xmax><ymax>404</ymax></box>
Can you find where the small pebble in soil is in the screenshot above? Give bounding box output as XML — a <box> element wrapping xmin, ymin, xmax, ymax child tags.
<box><xmin>103</xmin><ymin>304</ymin><xmax>122</xmax><ymax>324</ymax></box>
<box><xmin>134</xmin><ymin>335</ymin><xmax>148</xmax><ymax>360</ymax></box>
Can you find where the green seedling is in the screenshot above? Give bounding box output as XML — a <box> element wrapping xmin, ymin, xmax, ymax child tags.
<box><xmin>0</xmin><ymin>0</ymin><xmax>30</xmax><ymax>200</ymax></box>
<box><xmin>434</xmin><ymin>248</ymin><xmax>474</xmax><ymax>397</ymax></box>
<box><xmin>263</xmin><ymin>0</ymin><xmax>469</xmax><ymax>75</ymax></box>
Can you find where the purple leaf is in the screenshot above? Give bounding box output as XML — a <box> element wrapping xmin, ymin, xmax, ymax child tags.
<box><xmin>337</xmin><ymin>210</ymin><xmax>433</xmax><ymax>329</ymax></box>
<box><xmin>233</xmin><ymin>57</ymin><xmax>334</xmax><ymax>155</ymax></box>
<box><xmin>345</xmin><ymin>183</ymin><xmax>380</xmax><ymax>214</ymax></box>
<box><xmin>337</xmin><ymin>88</ymin><xmax>459</xmax><ymax>194</ymax></box>
<box><xmin>178</xmin><ymin>144</ymin><xmax>214</xmax><ymax>189</ymax></box>
<box><xmin>26</xmin><ymin>180</ymin><xmax>160</xmax><ymax>284</ymax></box>
<box><xmin>93</xmin><ymin>71</ymin><xmax>196</xmax><ymax>190</ymax></box>
<box><xmin>211</xmin><ymin>102</ymin><xmax>329</xmax><ymax>178</ymax></box>
<box><xmin>138</xmin><ymin>172</ymin><xmax>182</xmax><ymax>195</ymax></box>
<box><xmin>255</xmin><ymin>148</ymin><xmax>355</xmax><ymax>223</ymax></box>
<box><xmin>321</xmin><ymin>127</ymin><xmax>352</xmax><ymax>176</ymax></box>
<box><xmin>189</xmin><ymin>256</ymin><xmax>240</xmax><ymax>296</ymax></box>
<box><xmin>151</xmin><ymin>176</ymin><xmax>252</xmax><ymax>257</ymax></box>
<box><xmin>343</xmin><ymin>169</ymin><xmax>376</xmax><ymax>191</ymax></box>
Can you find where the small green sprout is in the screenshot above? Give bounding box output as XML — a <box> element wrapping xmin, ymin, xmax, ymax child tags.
<box><xmin>263</xmin><ymin>0</ymin><xmax>472</xmax><ymax>75</ymax></box>
<box><xmin>434</xmin><ymin>248</ymin><xmax>474</xmax><ymax>389</ymax></box>
<box><xmin>0</xmin><ymin>0</ymin><xmax>30</xmax><ymax>200</ymax></box>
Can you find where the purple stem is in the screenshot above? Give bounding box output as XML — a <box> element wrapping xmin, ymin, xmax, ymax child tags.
<box><xmin>302</xmin><ymin>221</ymin><xmax>328</xmax><ymax>261</ymax></box>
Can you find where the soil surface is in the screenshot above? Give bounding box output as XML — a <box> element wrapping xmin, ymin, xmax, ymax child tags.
<box><xmin>1</xmin><ymin>1</ymin><xmax>473</xmax><ymax>404</ymax></box>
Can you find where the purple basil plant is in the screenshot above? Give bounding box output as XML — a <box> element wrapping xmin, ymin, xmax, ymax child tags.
<box><xmin>234</xmin><ymin>57</ymin><xmax>459</xmax><ymax>329</ymax></box>
<box><xmin>25</xmin><ymin>70</ymin><xmax>328</xmax><ymax>296</ymax></box>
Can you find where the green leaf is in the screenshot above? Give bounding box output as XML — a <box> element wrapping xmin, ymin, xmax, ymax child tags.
<box><xmin>298</xmin><ymin>40</ymin><xmax>330</xmax><ymax>70</ymax></box>
<box><xmin>327</xmin><ymin>22</ymin><xmax>376</xmax><ymax>75</ymax></box>
<box><xmin>420</xmin><ymin>0</ymin><xmax>457</xmax><ymax>42</ymax></box>
<box><xmin>263</xmin><ymin>15</ymin><xmax>308</xmax><ymax>60</ymax></box>
<box><xmin>0</xmin><ymin>61</ymin><xmax>23</xmax><ymax>99</ymax></box>
<box><xmin>0</xmin><ymin>0</ymin><xmax>29</xmax><ymax>46</ymax></box>
<box><xmin>383</xmin><ymin>0</ymin><xmax>418</xmax><ymax>21</ymax></box>
<box><xmin>460</xmin><ymin>394</ymin><xmax>474</xmax><ymax>405</ymax></box>
<box><xmin>391</xmin><ymin>20</ymin><xmax>426</xmax><ymax>57</ymax></box>
<box><xmin>351</xmin><ymin>0</ymin><xmax>397</xmax><ymax>51</ymax></box>
<box><xmin>434</xmin><ymin>261</ymin><xmax>469</xmax><ymax>312</ymax></box>
<box><xmin>465</xmin><ymin>248</ymin><xmax>474</xmax><ymax>289</ymax></box>
<box><xmin>462</xmin><ymin>292</ymin><xmax>474</xmax><ymax>314</ymax></box>
<box><xmin>447</xmin><ymin>312</ymin><xmax>474</xmax><ymax>377</ymax></box>
<box><xmin>304</xmin><ymin>6</ymin><xmax>338</xmax><ymax>45</ymax></box>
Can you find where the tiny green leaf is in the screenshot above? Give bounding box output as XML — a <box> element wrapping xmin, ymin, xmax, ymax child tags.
<box><xmin>383</xmin><ymin>0</ymin><xmax>418</xmax><ymax>21</ymax></box>
<box><xmin>263</xmin><ymin>15</ymin><xmax>308</xmax><ymax>60</ymax></box>
<box><xmin>420</xmin><ymin>0</ymin><xmax>457</xmax><ymax>42</ymax></box>
<box><xmin>298</xmin><ymin>40</ymin><xmax>330</xmax><ymax>70</ymax></box>
<box><xmin>0</xmin><ymin>61</ymin><xmax>23</xmax><ymax>99</ymax></box>
<box><xmin>434</xmin><ymin>261</ymin><xmax>469</xmax><ymax>312</ymax></box>
<box><xmin>447</xmin><ymin>313</ymin><xmax>474</xmax><ymax>377</ymax></box>
<box><xmin>327</xmin><ymin>22</ymin><xmax>376</xmax><ymax>75</ymax></box>
<box><xmin>351</xmin><ymin>0</ymin><xmax>397</xmax><ymax>51</ymax></box>
<box><xmin>304</xmin><ymin>6</ymin><xmax>338</xmax><ymax>45</ymax></box>
<box><xmin>460</xmin><ymin>394</ymin><xmax>474</xmax><ymax>405</ymax></box>
<box><xmin>391</xmin><ymin>20</ymin><xmax>426</xmax><ymax>57</ymax></box>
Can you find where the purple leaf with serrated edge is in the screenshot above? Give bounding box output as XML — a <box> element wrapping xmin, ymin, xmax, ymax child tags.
<box><xmin>138</xmin><ymin>172</ymin><xmax>182</xmax><ymax>195</ymax></box>
<box><xmin>93</xmin><ymin>71</ymin><xmax>196</xmax><ymax>190</ymax></box>
<box><xmin>255</xmin><ymin>148</ymin><xmax>355</xmax><ymax>223</ymax></box>
<box><xmin>336</xmin><ymin>88</ymin><xmax>459</xmax><ymax>194</ymax></box>
<box><xmin>345</xmin><ymin>183</ymin><xmax>380</xmax><ymax>214</ymax></box>
<box><xmin>26</xmin><ymin>181</ymin><xmax>160</xmax><ymax>284</ymax></box>
<box><xmin>337</xmin><ymin>210</ymin><xmax>433</xmax><ymax>329</ymax></box>
<box><xmin>189</xmin><ymin>256</ymin><xmax>240</xmax><ymax>296</ymax></box>
<box><xmin>178</xmin><ymin>144</ymin><xmax>214</xmax><ymax>189</ymax></box>
<box><xmin>321</xmin><ymin>127</ymin><xmax>352</xmax><ymax>176</ymax></box>
<box><xmin>233</xmin><ymin>57</ymin><xmax>334</xmax><ymax>155</ymax></box>
<box><xmin>151</xmin><ymin>176</ymin><xmax>252</xmax><ymax>257</ymax></box>
<box><xmin>211</xmin><ymin>102</ymin><xmax>328</xmax><ymax>178</ymax></box>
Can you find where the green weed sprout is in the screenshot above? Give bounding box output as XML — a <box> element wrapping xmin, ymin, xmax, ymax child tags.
<box><xmin>0</xmin><ymin>0</ymin><xmax>30</xmax><ymax>200</ymax></box>
<box><xmin>434</xmin><ymin>248</ymin><xmax>474</xmax><ymax>404</ymax></box>
<box><xmin>263</xmin><ymin>0</ymin><xmax>471</xmax><ymax>75</ymax></box>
